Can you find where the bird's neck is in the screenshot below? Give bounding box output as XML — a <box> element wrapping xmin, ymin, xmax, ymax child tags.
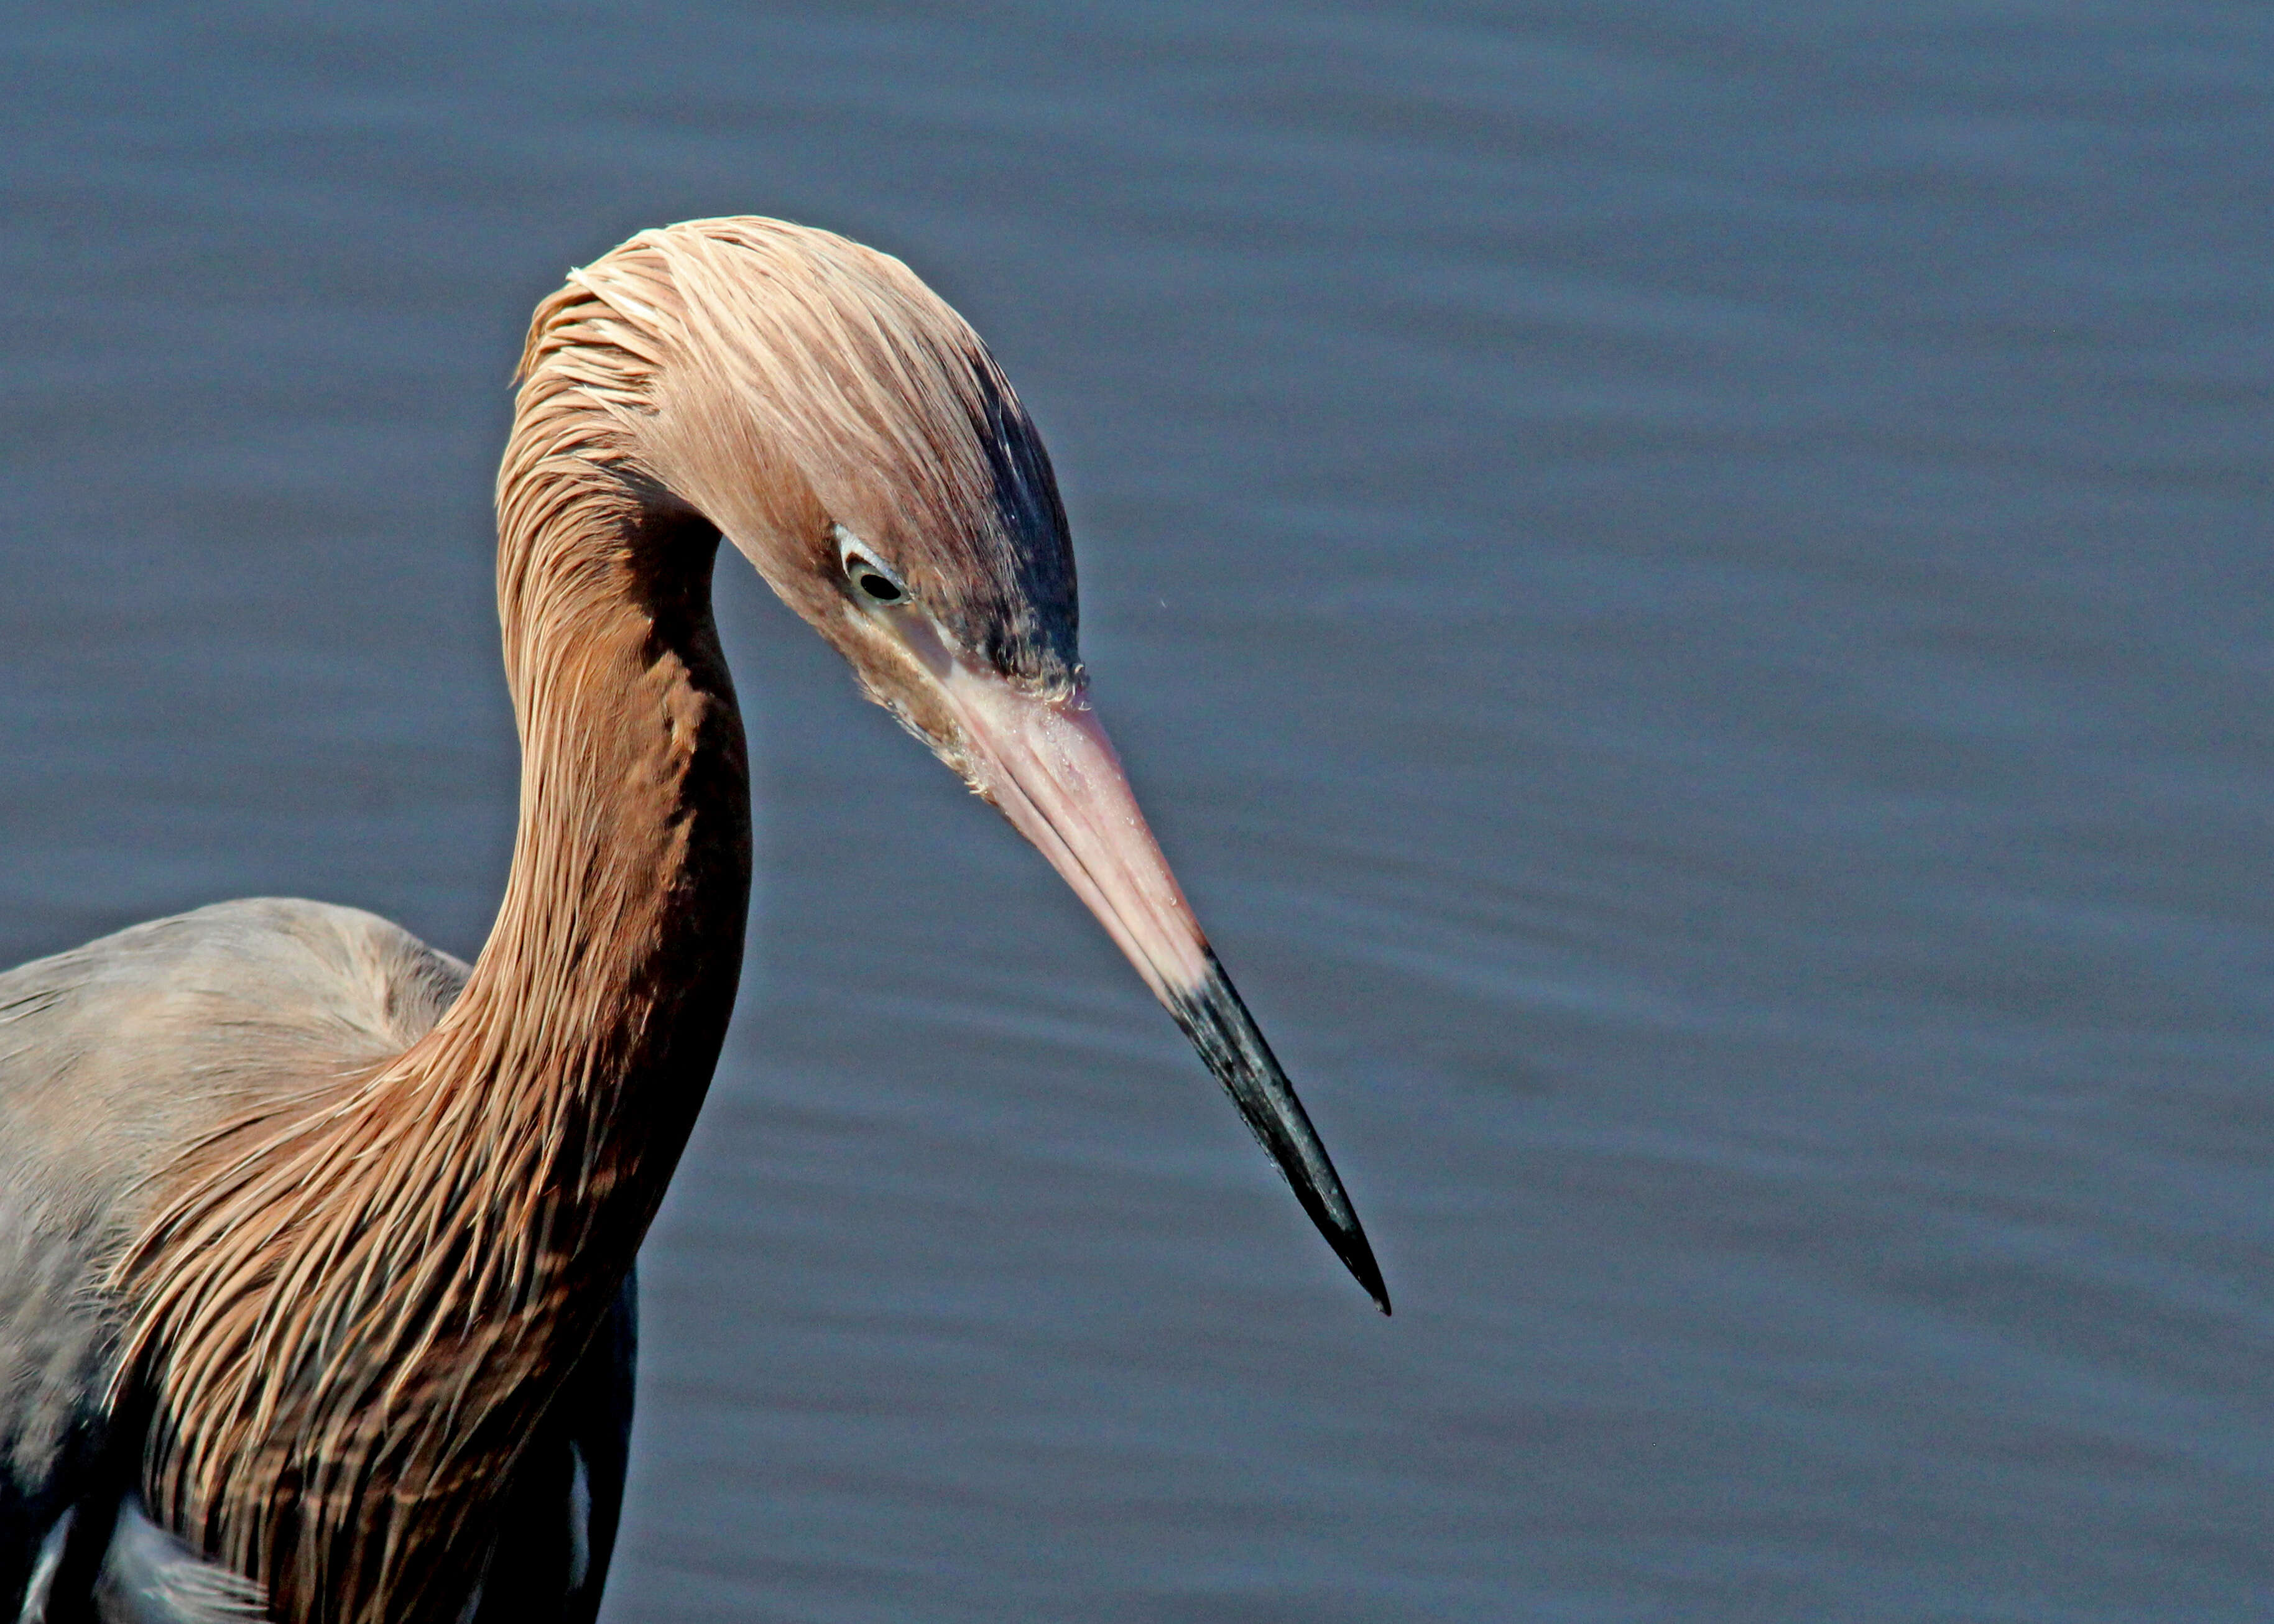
<box><xmin>452</xmin><ymin>476</ymin><xmax>754</xmax><ymax>1280</ymax></box>
<box><xmin>127</xmin><ymin>462</ymin><xmax>753</xmax><ymax>1624</ymax></box>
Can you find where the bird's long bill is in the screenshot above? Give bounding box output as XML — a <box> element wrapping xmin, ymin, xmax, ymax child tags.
<box><xmin>934</xmin><ymin>659</ymin><xmax>1390</xmax><ymax>1314</ymax></box>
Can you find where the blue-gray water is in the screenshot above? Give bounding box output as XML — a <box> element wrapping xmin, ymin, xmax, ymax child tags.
<box><xmin>4</xmin><ymin>5</ymin><xmax>2269</xmax><ymax>1620</ymax></box>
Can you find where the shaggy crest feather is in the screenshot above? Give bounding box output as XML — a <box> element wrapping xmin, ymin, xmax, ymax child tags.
<box><xmin>525</xmin><ymin>218</ymin><xmax>1077</xmax><ymax>687</ymax></box>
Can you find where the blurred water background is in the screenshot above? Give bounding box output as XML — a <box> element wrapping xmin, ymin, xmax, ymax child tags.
<box><xmin>2</xmin><ymin>4</ymin><xmax>2270</xmax><ymax>1620</ymax></box>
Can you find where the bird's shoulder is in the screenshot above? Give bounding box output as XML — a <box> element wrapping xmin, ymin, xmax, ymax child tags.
<box><xmin>0</xmin><ymin>893</ymin><xmax>469</xmax><ymax>1271</ymax></box>
<box><xmin>0</xmin><ymin>897</ymin><xmax>469</xmax><ymax>1595</ymax></box>
<box><xmin>0</xmin><ymin>895</ymin><xmax>468</xmax><ymax>1136</ymax></box>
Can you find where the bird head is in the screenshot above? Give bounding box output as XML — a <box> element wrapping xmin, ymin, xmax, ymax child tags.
<box><xmin>513</xmin><ymin>218</ymin><xmax>1386</xmax><ymax>1313</ymax></box>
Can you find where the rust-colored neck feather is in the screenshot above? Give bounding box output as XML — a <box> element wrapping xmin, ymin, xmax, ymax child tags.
<box><xmin>116</xmin><ymin>372</ymin><xmax>751</xmax><ymax>1622</ymax></box>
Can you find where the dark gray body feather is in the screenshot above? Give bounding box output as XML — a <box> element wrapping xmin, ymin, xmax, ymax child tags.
<box><xmin>0</xmin><ymin>900</ymin><xmax>634</xmax><ymax>1623</ymax></box>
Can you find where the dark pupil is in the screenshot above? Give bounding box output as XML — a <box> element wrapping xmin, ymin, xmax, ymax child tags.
<box><xmin>857</xmin><ymin>571</ymin><xmax>902</xmax><ymax>602</ymax></box>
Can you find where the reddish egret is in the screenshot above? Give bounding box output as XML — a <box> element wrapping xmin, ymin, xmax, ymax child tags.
<box><xmin>0</xmin><ymin>218</ymin><xmax>1384</xmax><ymax>1624</ymax></box>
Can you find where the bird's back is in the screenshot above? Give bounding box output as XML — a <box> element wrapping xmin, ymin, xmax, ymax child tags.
<box><xmin>0</xmin><ymin>898</ymin><xmax>468</xmax><ymax>1613</ymax></box>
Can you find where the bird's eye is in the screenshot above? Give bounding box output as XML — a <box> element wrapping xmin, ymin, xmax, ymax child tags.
<box><xmin>833</xmin><ymin>525</ymin><xmax>910</xmax><ymax>607</ymax></box>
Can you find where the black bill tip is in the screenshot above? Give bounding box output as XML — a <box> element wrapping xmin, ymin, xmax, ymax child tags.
<box><xmin>1168</xmin><ymin>949</ymin><xmax>1390</xmax><ymax>1315</ymax></box>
